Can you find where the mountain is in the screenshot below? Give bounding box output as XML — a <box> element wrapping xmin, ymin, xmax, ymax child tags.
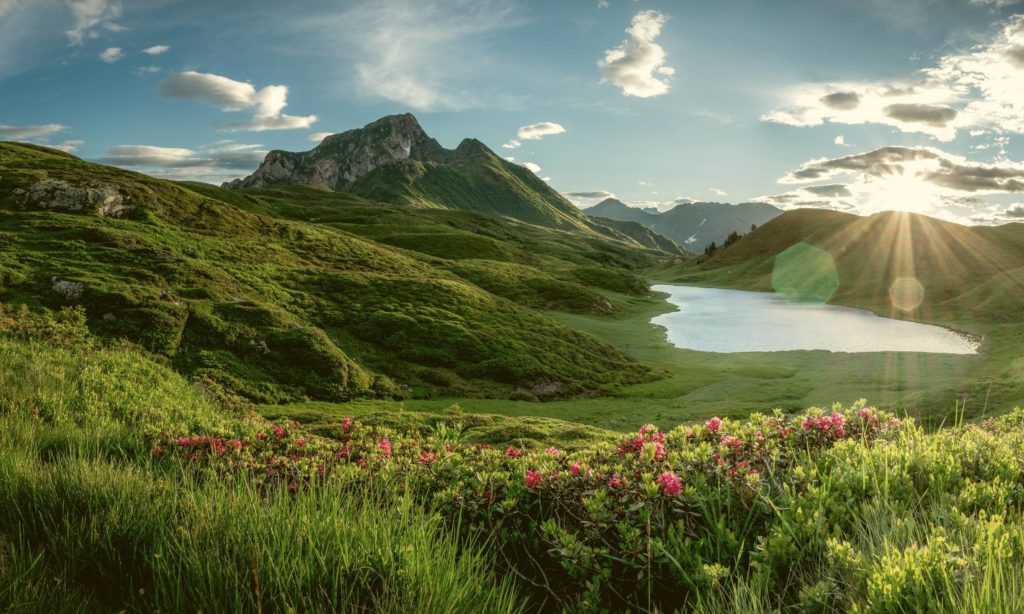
<box><xmin>0</xmin><ymin>141</ymin><xmax>663</xmax><ymax>403</ymax></box>
<box><xmin>227</xmin><ymin>114</ymin><xmax>677</xmax><ymax>244</ymax></box>
<box><xmin>583</xmin><ymin>197</ymin><xmax>782</xmax><ymax>250</ymax></box>
<box><xmin>681</xmin><ymin>208</ymin><xmax>1024</xmax><ymax>324</ymax></box>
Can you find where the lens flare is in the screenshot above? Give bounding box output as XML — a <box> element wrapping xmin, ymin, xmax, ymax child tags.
<box><xmin>771</xmin><ymin>242</ymin><xmax>839</xmax><ymax>303</ymax></box>
<box><xmin>889</xmin><ymin>276</ymin><xmax>925</xmax><ymax>311</ymax></box>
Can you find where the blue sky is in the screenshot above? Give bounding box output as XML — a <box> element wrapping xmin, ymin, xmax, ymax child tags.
<box><xmin>1</xmin><ymin>0</ymin><xmax>1023</xmax><ymax>223</ymax></box>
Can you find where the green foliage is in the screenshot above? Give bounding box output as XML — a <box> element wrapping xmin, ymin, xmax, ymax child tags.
<box><xmin>0</xmin><ymin>142</ymin><xmax>657</xmax><ymax>402</ymax></box>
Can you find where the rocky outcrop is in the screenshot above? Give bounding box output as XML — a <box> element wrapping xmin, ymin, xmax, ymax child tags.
<box><xmin>18</xmin><ymin>179</ymin><xmax>133</xmax><ymax>217</ymax></box>
<box><xmin>224</xmin><ymin>113</ymin><xmax>447</xmax><ymax>191</ymax></box>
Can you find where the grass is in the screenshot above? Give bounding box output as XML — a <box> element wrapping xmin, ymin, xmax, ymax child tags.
<box><xmin>270</xmin><ymin>285</ymin><xmax>1012</xmax><ymax>433</ymax></box>
<box><xmin>0</xmin><ymin>142</ymin><xmax>663</xmax><ymax>403</ymax></box>
<box><xmin>0</xmin><ymin>333</ymin><xmax>524</xmax><ymax>613</ymax></box>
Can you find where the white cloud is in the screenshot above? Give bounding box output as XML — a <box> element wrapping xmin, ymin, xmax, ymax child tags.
<box><xmin>597</xmin><ymin>0</ymin><xmax>609</xmax><ymax>7</ymax></box>
<box><xmin>309</xmin><ymin>131</ymin><xmax>333</xmax><ymax>142</ymax></box>
<box><xmin>50</xmin><ymin>139</ymin><xmax>83</xmax><ymax>153</ymax></box>
<box><xmin>65</xmin><ymin>0</ymin><xmax>122</xmax><ymax>46</ymax></box>
<box><xmin>159</xmin><ymin>71</ymin><xmax>317</xmax><ymax>132</ymax></box>
<box><xmin>133</xmin><ymin>65</ymin><xmax>160</xmax><ymax>76</ymax></box>
<box><xmin>99</xmin><ymin>46</ymin><xmax>122</xmax><ymax>62</ymax></box>
<box><xmin>98</xmin><ymin>141</ymin><xmax>269</xmax><ymax>182</ymax></box>
<box><xmin>501</xmin><ymin>139</ymin><xmax>520</xmax><ymax>149</ymax></box>
<box><xmin>504</xmin><ymin>155</ymin><xmax>515</xmax><ymax>161</ymax></box>
<box><xmin>758</xmin><ymin>145</ymin><xmax>1024</xmax><ymax>223</ymax></box>
<box><xmin>522</xmin><ymin>161</ymin><xmax>541</xmax><ymax>173</ymax></box>
<box><xmin>0</xmin><ymin>123</ymin><xmax>82</xmax><ymax>153</ymax></box>
<box><xmin>298</xmin><ymin>0</ymin><xmax>519</xmax><ymax>111</ymax></box>
<box><xmin>834</xmin><ymin>135</ymin><xmax>846</xmax><ymax>145</ymax></box>
<box><xmin>710</xmin><ymin>187</ymin><xmax>728</xmax><ymax>196</ymax></box>
<box><xmin>598</xmin><ymin>10</ymin><xmax>674</xmax><ymax>98</ymax></box>
<box><xmin>516</xmin><ymin>121</ymin><xmax>566</xmax><ymax>140</ymax></box>
<box><xmin>0</xmin><ymin>0</ymin><xmax>17</xmax><ymax>18</ymax></box>
<box><xmin>142</xmin><ymin>44</ymin><xmax>170</xmax><ymax>55</ymax></box>
<box><xmin>762</xmin><ymin>15</ymin><xmax>1024</xmax><ymax>140</ymax></box>
<box><xmin>0</xmin><ymin>123</ymin><xmax>66</xmax><ymax>139</ymax></box>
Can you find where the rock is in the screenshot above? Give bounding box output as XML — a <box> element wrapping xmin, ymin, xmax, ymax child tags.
<box><xmin>22</xmin><ymin>179</ymin><xmax>133</xmax><ymax>217</ymax></box>
<box><xmin>223</xmin><ymin>113</ymin><xmax>447</xmax><ymax>191</ymax></box>
<box><xmin>51</xmin><ymin>277</ymin><xmax>85</xmax><ymax>300</ymax></box>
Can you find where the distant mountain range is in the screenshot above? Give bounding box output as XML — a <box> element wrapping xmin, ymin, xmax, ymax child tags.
<box><xmin>583</xmin><ymin>197</ymin><xmax>782</xmax><ymax>251</ymax></box>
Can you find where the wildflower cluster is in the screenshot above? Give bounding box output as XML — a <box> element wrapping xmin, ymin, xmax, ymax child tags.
<box><xmin>155</xmin><ymin>402</ymin><xmax>908</xmax><ymax>611</ymax></box>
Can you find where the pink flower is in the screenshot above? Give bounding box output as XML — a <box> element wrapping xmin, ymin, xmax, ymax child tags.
<box><xmin>570</xmin><ymin>461</ymin><xmax>583</xmax><ymax>475</ymax></box>
<box><xmin>858</xmin><ymin>407</ymin><xmax>871</xmax><ymax>421</ymax></box>
<box><xmin>340</xmin><ymin>417</ymin><xmax>354</xmax><ymax>432</ymax></box>
<box><xmin>227</xmin><ymin>439</ymin><xmax>243</xmax><ymax>450</ymax></box>
<box><xmin>273</xmin><ymin>425</ymin><xmax>286</xmax><ymax>438</ymax></box>
<box><xmin>525</xmin><ymin>470</ymin><xmax>543</xmax><ymax>489</ymax></box>
<box><xmin>419</xmin><ymin>451</ymin><xmax>436</xmax><ymax>465</ymax></box>
<box><xmin>151</xmin><ymin>445</ymin><xmax>164</xmax><ymax>457</ymax></box>
<box><xmin>656</xmin><ymin>471</ymin><xmax>683</xmax><ymax>496</ymax></box>
<box><xmin>706</xmin><ymin>417</ymin><xmax>723</xmax><ymax>434</ymax></box>
<box><xmin>607</xmin><ymin>474</ymin><xmax>626</xmax><ymax>488</ymax></box>
<box><xmin>505</xmin><ymin>447</ymin><xmax>523</xmax><ymax>459</ymax></box>
<box><xmin>720</xmin><ymin>435</ymin><xmax>743</xmax><ymax>448</ymax></box>
<box><xmin>801</xmin><ymin>417</ymin><xmax>814</xmax><ymax>432</ymax></box>
<box><xmin>653</xmin><ymin>441</ymin><xmax>665</xmax><ymax>461</ymax></box>
<box><xmin>544</xmin><ymin>447</ymin><xmax>560</xmax><ymax>456</ymax></box>
<box><xmin>295</xmin><ymin>438</ymin><xmax>306</xmax><ymax>447</ymax></box>
<box><xmin>378</xmin><ymin>438</ymin><xmax>392</xmax><ymax>458</ymax></box>
<box><xmin>177</xmin><ymin>437</ymin><xmax>190</xmax><ymax>447</ymax></box>
<box><xmin>255</xmin><ymin>432</ymin><xmax>267</xmax><ymax>440</ymax></box>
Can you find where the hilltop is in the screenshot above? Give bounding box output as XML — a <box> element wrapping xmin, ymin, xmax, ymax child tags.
<box><xmin>584</xmin><ymin>197</ymin><xmax>781</xmax><ymax>250</ymax></box>
<box><xmin>0</xmin><ymin>141</ymin><xmax>676</xmax><ymax>403</ymax></box>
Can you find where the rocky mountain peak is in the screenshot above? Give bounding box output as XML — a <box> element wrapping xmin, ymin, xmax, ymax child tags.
<box><xmin>223</xmin><ymin>113</ymin><xmax>446</xmax><ymax>191</ymax></box>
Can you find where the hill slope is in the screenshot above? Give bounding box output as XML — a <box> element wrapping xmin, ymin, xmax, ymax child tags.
<box><xmin>584</xmin><ymin>197</ymin><xmax>782</xmax><ymax>250</ymax></box>
<box><xmin>0</xmin><ymin>142</ymin><xmax>657</xmax><ymax>402</ymax></box>
<box><xmin>684</xmin><ymin>209</ymin><xmax>1024</xmax><ymax>324</ymax></box>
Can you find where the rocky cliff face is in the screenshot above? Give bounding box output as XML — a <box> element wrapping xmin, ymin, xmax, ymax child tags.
<box><xmin>224</xmin><ymin>113</ymin><xmax>446</xmax><ymax>190</ymax></box>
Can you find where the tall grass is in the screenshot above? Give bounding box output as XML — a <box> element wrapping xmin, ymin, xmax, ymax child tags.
<box><xmin>0</xmin><ymin>337</ymin><xmax>523</xmax><ymax>613</ymax></box>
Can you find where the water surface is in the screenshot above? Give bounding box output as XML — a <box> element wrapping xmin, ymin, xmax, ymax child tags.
<box><xmin>651</xmin><ymin>285</ymin><xmax>977</xmax><ymax>354</ymax></box>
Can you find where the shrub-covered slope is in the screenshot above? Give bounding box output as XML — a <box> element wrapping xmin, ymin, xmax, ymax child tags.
<box><xmin>3</xmin><ymin>323</ymin><xmax>1024</xmax><ymax>613</ymax></box>
<box><xmin>0</xmin><ymin>142</ymin><xmax>656</xmax><ymax>402</ymax></box>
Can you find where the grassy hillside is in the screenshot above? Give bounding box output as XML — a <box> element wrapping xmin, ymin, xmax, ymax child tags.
<box><xmin>3</xmin><ymin>319</ymin><xmax>1023</xmax><ymax>612</ymax></box>
<box><xmin>0</xmin><ymin>142</ymin><xmax>663</xmax><ymax>403</ymax></box>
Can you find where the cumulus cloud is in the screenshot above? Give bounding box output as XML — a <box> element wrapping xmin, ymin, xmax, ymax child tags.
<box><xmin>159</xmin><ymin>71</ymin><xmax>317</xmax><ymax>132</ymax></box>
<box><xmin>501</xmin><ymin>139</ymin><xmax>520</xmax><ymax>150</ymax></box>
<box><xmin>142</xmin><ymin>44</ymin><xmax>170</xmax><ymax>55</ymax></box>
<box><xmin>598</xmin><ymin>10</ymin><xmax>674</xmax><ymax>98</ymax></box>
<box><xmin>98</xmin><ymin>141</ymin><xmax>269</xmax><ymax>182</ymax></box>
<box><xmin>834</xmin><ymin>135</ymin><xmax>848</xmax><ymax>146</ymax></box>
<box><xmin>99</xmin><ymin>46</ymin><xmax>122</xmax><ymax>62</ymax></box>
<box><xmin>516</xmin><ymin>121</ymin><xmax>566</xmax><ymax>140</ymax></box>
<box><xmin>710</xmin><ymin>187</ymin><xmax>728</xmax><ymax>197</ymax></box>
<box><xmin>65</xmin><ymin>0</ymin><xmax>122</xmax><ymax>46</ymax></box>
<box><xmin>0</xmin><ymin>123</ymin><xmax>66</xmax><ymax>139</ymax></box>
<box><xmin>882</xmin><ymin>103</ymin><xmax>957</xmax><ymax>127</ymax></box>
<box><xmin>0</xmin><ymin>123</ymin><xmax>82</xmax><ymax>153</ymax></box>
<box><xmin>563</xmin><ymin>190</ymin><xmax>616</xmax><ymax>199</ymax></box>
<box><xmin>820</xmin><ymin>91</ymin><xmax>860</xmax><ymax>110</ymax></box>
<box><xmin>522</xmin><ymin>162</ymin><xmax>541</xmax><ymax>173</ymax></box>
<box><xmin>762</xmin><ymin>15</ymin><xmax>1024</xmax><ymax>140</ymax></box>
<box><xmin>1004</xmin><ymin>203</ymin><xmax>1024</xmax><ymax>217</ymax></box>
<box><xmin>759</xmin><ymin>145</ymin><xmax>1024</xmax><ymax>222</ymax></box>
<box><xmin>309</xmin><ymin>131</ymin><xmax>333</xmax><ymax>142</ymax></box>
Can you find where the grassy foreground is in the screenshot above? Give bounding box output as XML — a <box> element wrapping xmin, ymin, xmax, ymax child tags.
<box><xmin>3</xmin><ymin>313</ymin><xmax>1024</xmax><ymax>612</ymax></box>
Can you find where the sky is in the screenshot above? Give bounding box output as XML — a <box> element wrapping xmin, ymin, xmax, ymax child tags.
<box><xmin>1</xmin><ymin>0</ymin><xmax>1023</xmax><ymax>225</ymax></box>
